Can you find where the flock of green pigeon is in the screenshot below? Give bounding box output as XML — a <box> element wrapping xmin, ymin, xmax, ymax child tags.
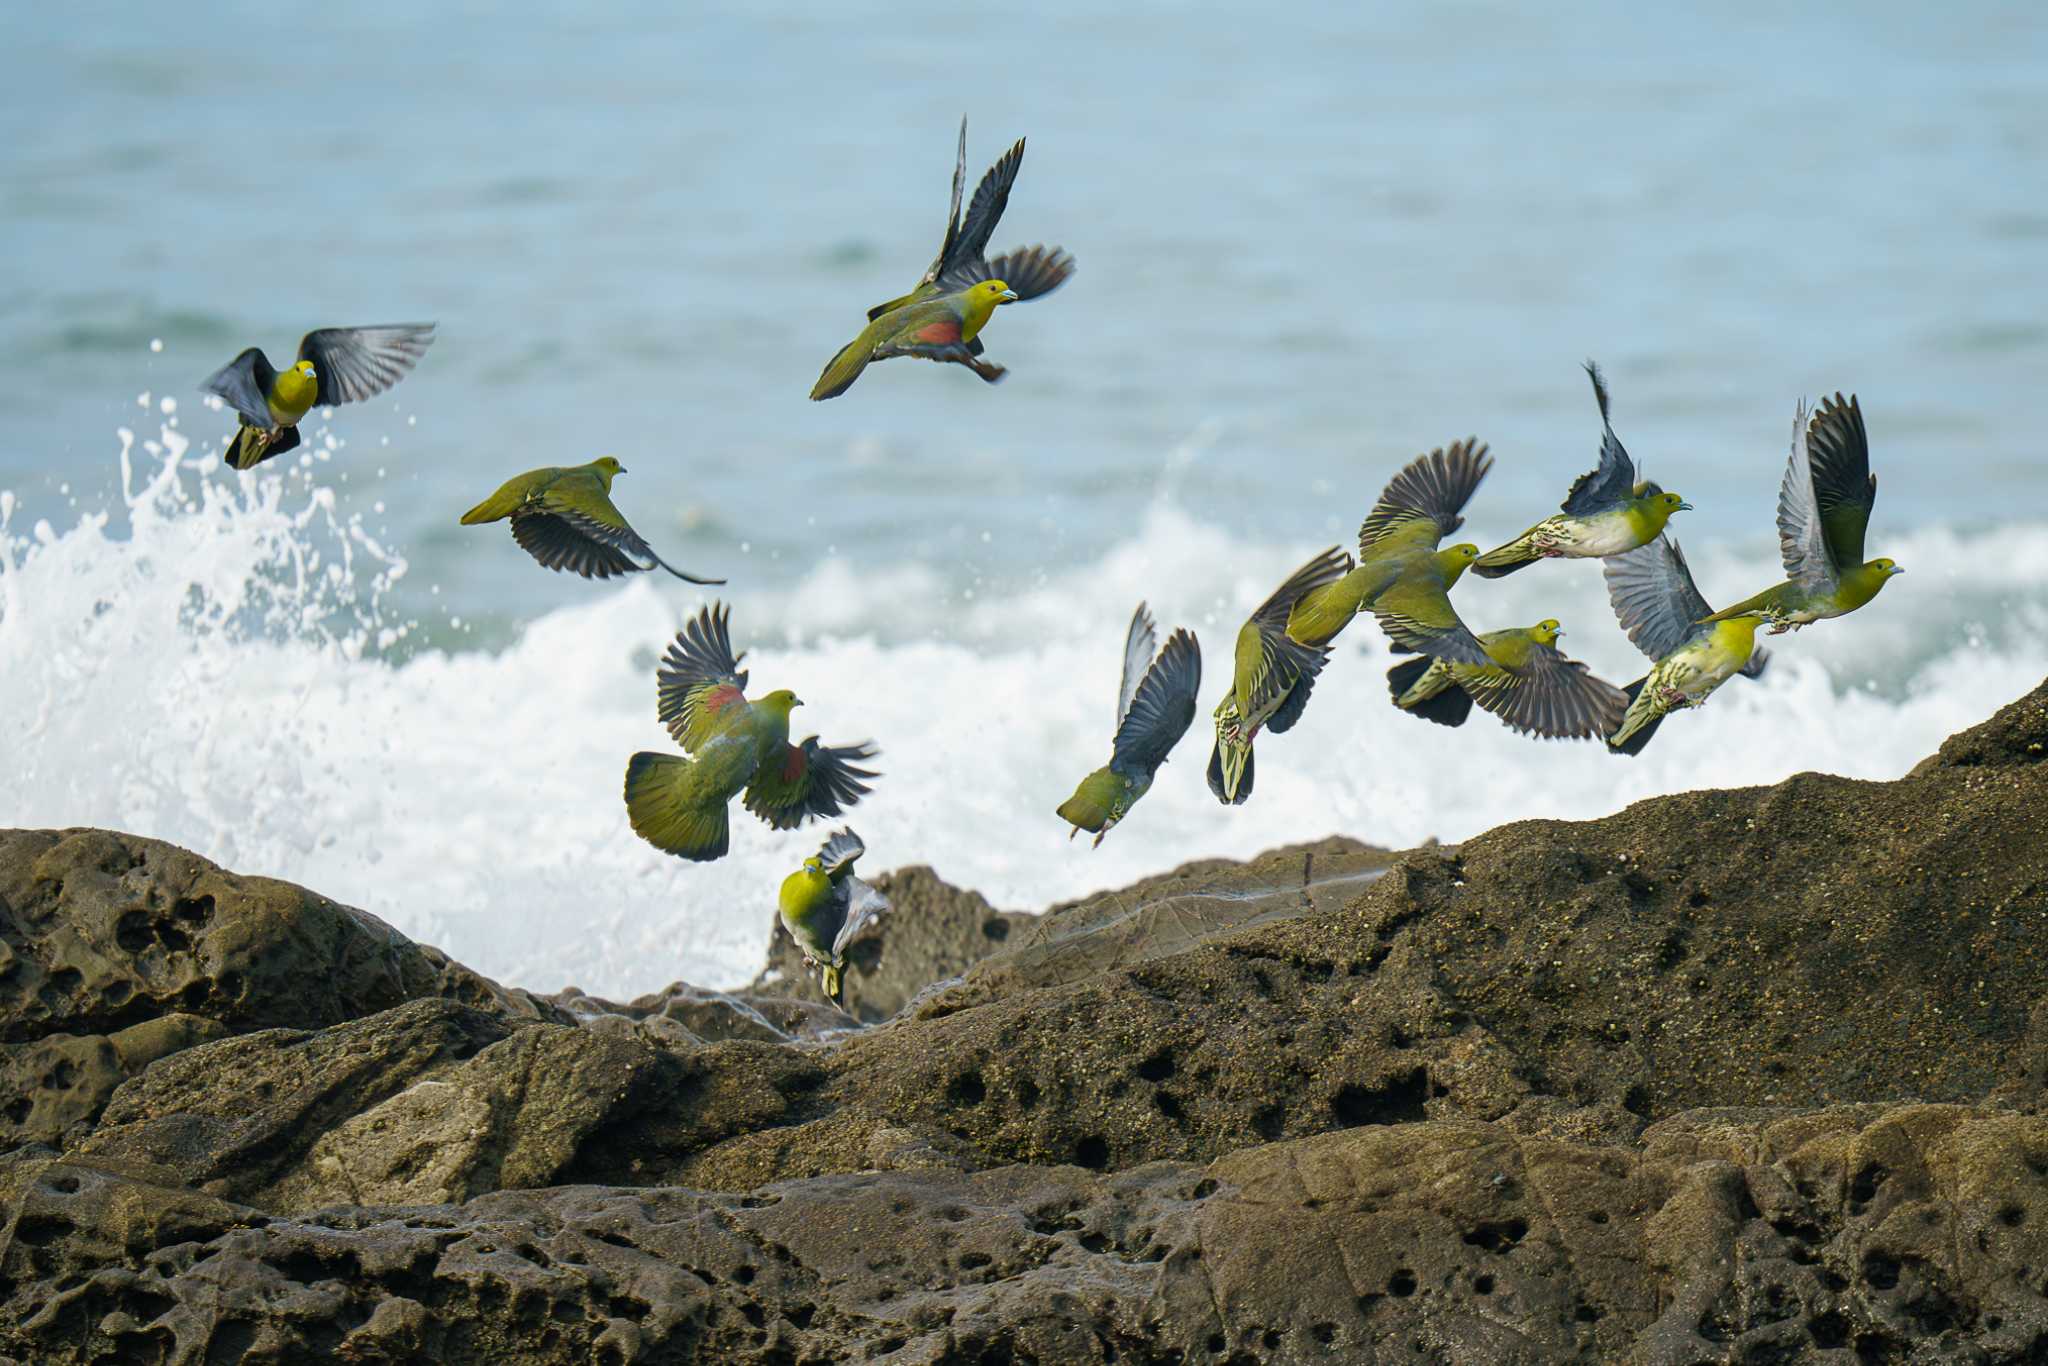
<box><xmin>194</xmin><ymin>120</ymin><xmax>1900</xmax><ymax>1007</ymax></box>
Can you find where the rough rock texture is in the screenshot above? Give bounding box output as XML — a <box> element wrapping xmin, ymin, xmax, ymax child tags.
<box><xmin>1</xmin><ymin>677</ymin><xmax>2045</xmax><ymax>1363</ymax></box>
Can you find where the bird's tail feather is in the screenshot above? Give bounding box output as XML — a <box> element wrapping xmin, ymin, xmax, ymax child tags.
<box><xmin>1387</xmin><ymin>657</ymin><xmax>1472</xmax><ymax>727</ymax></box>
<box><xmin>1472</xmin><ymin>535</ymin><xmax>1537</xmax><ymax>579</ymax></box>
<box><xmin>647</xmin><ymin>550</ymin><xmax>726</xmax><ymax>586</ymax></box>
<box><xmin>1206</xmin><ymin>735</ymin><xmax>1253</xmax><ymax>806</ymax></box>
<box><xmin>224</xmin><ymin>423</ymin><xmax>299</xmax><ymax>471</ymax></box>
<box><xmin>623</xmin><ymin>752</ymin><xmax>731</xmax><ymax>860</ymax></box>
<box><xmin>1607</xmin><ymin>678</ymin><xmax>1661</xmax><ymax>756</ymax></box>
<box><xmin>810</xmin><ymin>337</ymin><xmax>871</xmax><ymax>401</ymax></box>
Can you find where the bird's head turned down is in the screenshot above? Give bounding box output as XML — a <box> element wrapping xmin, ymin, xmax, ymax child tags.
<box><xmin>1531</xmin><ymin>618</ymin><xmax>1562</xmax><ymax>643</ymax></box>
<box><xmin>293</xmin><ymin>360</ymin><xmax>317</xmax><ymax>380</ymax></box>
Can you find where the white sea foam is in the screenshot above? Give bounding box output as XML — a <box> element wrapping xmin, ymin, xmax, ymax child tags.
<box><xmin>4</xmin><ymin>428</ymin><xmax>2043</xmax><ymax>998</ymax></box>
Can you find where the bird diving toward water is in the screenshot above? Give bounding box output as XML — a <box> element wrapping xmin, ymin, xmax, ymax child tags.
<box><xmin>1209</xmin><ymin>439</ymin><xmax>1494</xmax><ymax>804</ymax></box>
<box><xmin>1603</xmin><ymin>535</ymin><xmax>1769</xmax><ymax>755</ymax></box>
<box><xmin>778</xmin><ymin>828</ymin><xmax>890</xmax><ymax>1008</ymax></box>
<box><xmin>1474</xmin><ymin>362</ymin><xmax>1690</xmax><ymax>577</ymax></box>
<box><xmin>625</xmin><ymin>604</ymin><xmax>878</xmax><ymax>862</ymax></box>
<box><xmin>811</xmin><ymin>118</ymin><xmax>1074</xmax><ymax>399</ymax></box>
<box><xmin>1385</xmin><ymin>619</ymin><xmax>1629</xmax><ymax>741</ymax></box>
<box><xmin>201</xmin><ymin>324</ymin><xmax>435</xmax><ymax>469</ymax></box>
<box><xmin>1057</xmin><ymin>603</ymin><xmax>1202</xmax><ymax>845</ymax></box>
<box><xmin>459</xmin><ymin>458</ymin><xmax>723</xmax><ymax>584</ymax></box>
<box><xmin>1701</xmin><ymin>393</ymin><xmax>1901</xmax><ymax>633</ymax></box>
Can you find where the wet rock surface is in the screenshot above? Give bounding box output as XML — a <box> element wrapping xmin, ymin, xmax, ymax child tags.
<box><xmin>1</xmin><ymin>677</ymin><xmax>2044</xmax><ymax>1363</ymax></box>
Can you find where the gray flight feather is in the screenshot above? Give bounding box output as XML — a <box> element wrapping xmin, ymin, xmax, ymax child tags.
<box><xmin>1115</xmin><ymin>602</ymin><xmax>1159</xmax><ymax>730</ymax></box>
<box><xmin>201</xmin><ymin>348</ymin><xmax>281</xmax><ymax>427</ymax></box>
<box><xmin>815</xmin><ymin>827</ymin><xmax>865</xmax><ymax>879</ymax></box>
<box><xmin>1112</xmin><ymin>626</ymin><xmax>1202</xmax><ymax>775</ymax></box>
<box><xmin>298</xmin><ymin>323</ymin><xmax>436</xmax><ymax>408</ymax></box>
<box><xmin>1358</xmin><ymin>439</ymin><xmax>1494</xmax><ymax>554</ymax></box>
<box><xmin>1559</xmin><ymin>361</ymin><xmax>1639</xmax><ymax>516</ymax></box>
<box><xmin>1604</xmin><ymin>535</ymin><xmax>1717</xmax><ymax>663</ymax></box>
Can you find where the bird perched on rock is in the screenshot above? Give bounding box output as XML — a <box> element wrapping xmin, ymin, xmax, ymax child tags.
<box><xmin>459</xmin><ymin>457</ymin><xmax>723</xmax><ymax>584</ymax></box>
<box><xmin>202</xmin><ymin>324</ymin><xmax>435</xmax><ymax>469</ymax></box>
<box><xmin>811</xmin><ymin>118</ymin><xmax>1074</xmax><ymax>401</ymax></box>
<box><xmin>624</xmin><ymin>604</ymin><xmax>878</xmax><ymax>862</ymax></box>
<box><xmin>1702</xmin><ymin>394</ymin><xmax>1901</xmax><ymax>632</ymax></box>
<box><xmin>778</xmin><ymin>828</ymin><xmax>889</xmax><ymax>1007</ymax></box>
<box><xmin>810</xmin><ymin>280</ymin><xmax>1018</xmax><ymax>400</ymax></box>
<box><xmin>1208</xmin><ymin>440</ymin><xmax>1494</xmax><ymax>804</ymax></box>
<box><xmin>1385</xmin><ymin>619</ymin><xmax>1630</xmax><ymax>740</ymax></box>
<box><xmin>1057</xmin><ymin>604</ymin><xmax>1202</xmax><ymax>844</ymax></box>
<box><xmin>1207</xmin><ymin>546</ymin><xmax>1353</xmax><ymax>805</ymax></box>
<box><xmin>1475</xmin><ymin>363</ymin><xmax>1690</xmax><ymax>577</ymax></box>
<box><xmin>1603</xmin><ymin>536</ymin><xmax>1769</xmax><ymax>755</ymax></box>
<box><xmin>865</xmin><ymin>117</ymin><xmax>1076</xmax><ymax>324</ymax></box>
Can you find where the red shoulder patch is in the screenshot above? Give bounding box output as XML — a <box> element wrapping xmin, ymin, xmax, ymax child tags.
<box><xmin>914</xmin><ymin>320</ymin><xmax>962</xmax><ymax>345</ymax></box>
<box><xmin>780</xmin><ymin>745</ymin><xmax>807</xmax><ymax>782</ymax></box>
<box><xmin>701</xmin><ymin>684</ymin><xmax>744</xmax><ymax>712</ymax></box>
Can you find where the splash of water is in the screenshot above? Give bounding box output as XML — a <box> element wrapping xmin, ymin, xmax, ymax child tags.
<box><xmin>4</xmin><ymin>429</ymin><xmax>2042</xmax><ymax>997</ymax></box>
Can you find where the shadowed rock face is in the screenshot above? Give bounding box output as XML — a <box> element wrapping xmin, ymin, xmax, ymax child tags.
<box><xmin>0</xmin><ymin>677</ymin><xmax>2044</xmax><ymax>1363</ymax></box>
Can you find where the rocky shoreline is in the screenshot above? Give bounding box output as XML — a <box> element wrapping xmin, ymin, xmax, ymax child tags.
<box><xmin>3</xmin><ymin>677</ymin><xmax>2045</xmax><ymax>1363</ymax></box>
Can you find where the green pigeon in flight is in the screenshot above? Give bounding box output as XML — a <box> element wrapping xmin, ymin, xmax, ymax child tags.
<box><xmin>202</xmin><ymin>323</ymin><xmax>435</xmax><ymax>469</ymax></box>
<box><xmin>1474</xmin><ymin>362</ymin><xmax>1690</xmax><ymax>577</ymax></box>
<box><xmin>460</xmin><ymin>457</ymin><xmax>723</xmax><ymax>583</ymax></box>
<box><xmin>1056</xmin><ymin>603</ymin><xmax>1202</xmax><ymax>844</ymax></box>
<box><xmin>624</xmin><ymin>604</ymin><xmax>878</xmax><ymax>861</ymax></box>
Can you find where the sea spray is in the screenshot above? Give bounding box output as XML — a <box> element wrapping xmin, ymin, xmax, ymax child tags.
<box><xmin>4</xmin><ymin>431</ymin><xmax>2045</xmax><ymax>998</ymax></box>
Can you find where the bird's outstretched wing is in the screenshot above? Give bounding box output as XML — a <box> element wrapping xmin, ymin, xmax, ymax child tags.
<box><xmin>1358</xmin><ymin>439</ymin><xmax>1494</xmax><ymax>557</ymax></box>
<box><xmin>1236</xmin><ymin>547</ymin><xmax>1352</xmax><ymax>720</ymax></box>
<box><xmin>814</xmin><ymin>827</ymin><xmax>865</xmax><ymax>878</ymax></box>
<box><xmin>936</xmin><ymin>244</ymin><xmax>1076</xmax><ymax>302</ymax></box>
<box><xmin>1113</xmin><ymin>627</ymin><xmax>1201</xmax><ymax>773</ymax></box>
<box><xmin>1774</xmin><ymin>398</ymin><xmax>1835</xmax><ymax>589</ymax></box>
<box><xmin>1604</xmin><ymin>535</ymin><xmax>1713</xmax><ymax>663</ymax></box>
<box><xmin>537</xmin><ymin>483</ymin><xmax>724</xmax><ymax>585</ymax></box>
<box><xmin>1559</xmin><ymin>361</ymin><xmax>1638</xmax><ymax>516</ymax></box>
<box><xmin>1369</xmin><ymin>573</ymin><xmax>1490</xmax><ymax>666</ymax></box>
<box><xmin>202</xmin><ymin>348</ymin><xmax>279</xmax><ymax>426</ymax></box>
<box><xmin>1116</xmin><ymin>603</ymin><xmax>1159</xmax><ymax>730</ymax></box>
<box><xmin>830</xmin><ymin>878</ymin><xmax>890</xmax><ymax>959</ymax></box>
<box><xmin>656</xmin><ymin>604</ymin><xmax>750</xmax><ymax>752</ymax></box>
<box><xmin>744</xmin><ymin>738</ymin><xmax>880</xmax><ymax>830</ymax></box>
<box><xmin>1808</xmin><ymin>392</ymin><xmax>1875</xmax><ymax>570</ymax></box>
<box><xmin>511</xmin><ymin>512</ymin><xmax>645</xmax><ymax>580</ymax></box>
<box><xmin>940</xmin><ymin>136</ymin><xmax>1024</xmax><ymax>281</ymax></box>
<box><xmin>298</xmin><ymin>324</ymin><xmax>436</xmax><ymax>408</ymax></box>
<box><xmin>1461</xmin><ymin>642</ymin><xmax>1630</xmax><ymax>741</ymax></box>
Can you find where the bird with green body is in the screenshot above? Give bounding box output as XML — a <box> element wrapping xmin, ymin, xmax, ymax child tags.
<box><xmin>1602</xmin><ymin>535</ymin><xmax>1770</xmax><ymax>754</ymax></box>
<box><xmin>811</xmin><ymin>281</ymin><xmax>1018</xmax><ymax>400</ymax></box>
<box><xmin>1206</xmin><ymin>546</ymin><xmax>1352</xmax><ymax>806</ymax></box>
<box><xmin>1385</xmin><ymin>618</ymin><xmax>1630</xmax><ymax>741</ymax></box>
<box><xmin>459</xmin><ymin>457</ymin><xmax>723</xmax><ymax>584</ymax></box>
<box><xmin>624</xmin><ymin>604</ymin><xmax>879</xmax><ymax>862</ymax></box>
<box><xmin>864</xmin><ymin>117</ymin><xmax>1076</xmax><ymax>324</ymax></box>
<box><xmin>1702</xmin><ymin>393</ymin><xmax>1901</xmax><ymax>632</ymax></box>
<box><xmin>1208</xmin><ymin>440</ymin><xmax>1494</xmax><ymax>804</ymax></box>
<box><xmin>1474</xmin><ymin>362</ymin><xmax>1690</xmax><ymax>577</ymax></box>
<box><xmin>778</xmin><ymin>828</ymin><xmax>889</xmax><ymax>1008</ymax></box>
<box><xmin>201</xmin><ymin>324</ymin><xmax>435</xmax><ymax>469</ymax></box>
<box><xmin>811</xmin><ymin>117</ymin><xmax>1074</xmax><ymax>401</ymax></box>
<box><xmin>1056</xmin><ymin>603</ymin><xmax>1202</xmax><ymax>845</ymax></box>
